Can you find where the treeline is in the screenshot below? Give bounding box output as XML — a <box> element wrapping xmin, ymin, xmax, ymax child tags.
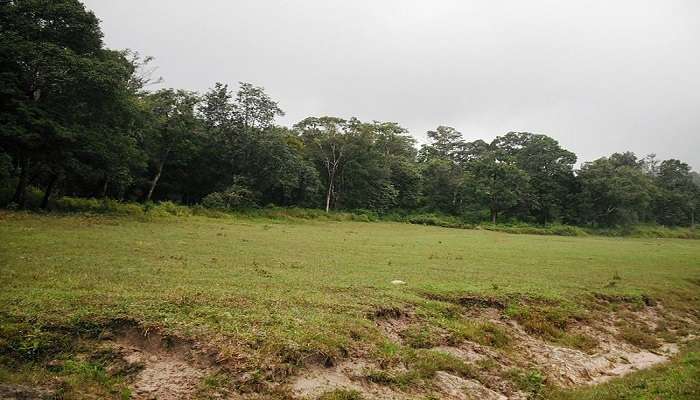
<box><xmin>1</xmin><ymin>0</ymin><xmax>699</xmax><ymax>227</ymax></box>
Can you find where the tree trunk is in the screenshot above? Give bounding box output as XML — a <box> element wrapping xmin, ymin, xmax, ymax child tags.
<box><xmin>12</xmin><ymin>154</ymin><xmax>29</xmax><ymax>208</ymax></box>
<box><xmin>101</xmin><ymin>177</ymin><xmax>109</xmax><ymax>198</ymax></box>
<box><xmin>325</xmin><ymin>166</ymin><xmax>337</xmax><ymax>213</ymax></box>
<box><xmin>491</xmin><ymin>209</ymin><xmax>497</xmax><ymax>224</ymax></box>
<box><xmin>40</xmin><ymin>174</ymin><xmax>57</xmax><ymax>210</ymax></box>
<box><xmin>145</xmin><ymin>161</ymin><xmax>164</xmax><ymax>202</ymax></box>
<box><xmin>325</xmin><ymin>182</ymin><xmax>332</xmax><ymax>213</ymax></box>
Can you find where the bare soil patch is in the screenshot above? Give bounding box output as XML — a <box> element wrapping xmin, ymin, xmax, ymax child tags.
<box><xmin>101</xmin><ymin>324</ymin><xmax>217</xmax><ymax>400</ymax></box>
<box><xmin>0</xmin><ymin>384</ymin><xmax>53</xmax><ymax>400</ymax></box>
<box><xmin>287</xmin><ymin>301</ymin><xmax>695</xmax><ymax>400</ymax></box>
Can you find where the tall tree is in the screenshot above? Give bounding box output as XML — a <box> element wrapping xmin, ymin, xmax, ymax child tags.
<box><xmin>468</xmin><ymin>151</ymin><xmax>530</xmax><ymax>224</ymax></box>
<box><xmin>492</xmin><ymin>132</ymin><xmax>576</xmax><ymax>224</ymax></box>
<box><xmin>140</xmin><ymin>89</ymin><xmax>199</xmax><ymax>202</ymax></box>
<box><xmin>418</xmin><ymin>126</ymin><xmax>466</xmax><ymax>162</ymax></box>
<box><xmin>0</xmin><ymin>0</ymin><xmax>137</xmax><ymax>207</ymax></box>
<box><xmin>234</xmin><ymin>82</ymin><xmax>284</xmax><ymax>130</ymax></box>
<box><xmin>296</xmin><ymin>117</ymin><xmax>351</xmax><ymax>212</ymax></box>
<box><xmin>653</xmin><ymin>159</ymin><xmax>698</xmax><ymax>226</ymax></box>
<box><xmin>578</xmin><ymin>153</ymin><xmax>654</xmax><ymax>226</ymax></box>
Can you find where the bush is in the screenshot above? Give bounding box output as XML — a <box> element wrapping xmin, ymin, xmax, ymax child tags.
<box><xmin>151</xmin><ymin>200</ymin><xmax>192</xmax><ymax>217</ymax></box>
<box><xmin>406</xmin><ymin>213</ymin><xmax>467</xmax><ymax>229</ymax></box>
<box><xmin>24</xmin><ymin>186</ymin><xmax>44</xmax><ymax>209</ymax></box>
<box><xmin>0</xmin><ymin>154</ymin><xmax>14</xmax><ymax>207</ymax></box>
<box><xmin>53</xmin><ymin>197</ymin><xmax>143</xmax><ymax>215</ymax></box>
<box><xmin>202</xmin><ymin>183</ymin><xmax>259</xmax><ymax>210</ymax></box>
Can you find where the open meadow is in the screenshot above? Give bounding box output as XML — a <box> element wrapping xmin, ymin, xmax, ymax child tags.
<box><xmin>1</xmin><ymin>211</ymin><xmax>699</xmax><ymax>399</ymax></box>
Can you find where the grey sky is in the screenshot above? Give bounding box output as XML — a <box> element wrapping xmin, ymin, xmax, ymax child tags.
<box><xmin>82</xmin><ymin>0</ymin><xmax>700</xmax><ymax>168</ymax></box>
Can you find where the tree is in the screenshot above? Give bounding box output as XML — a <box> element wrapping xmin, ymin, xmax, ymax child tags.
<box><xmin>0</xmin><ymin>0</ymin><xmax>113</xmax><ymax>206</ymax></box>
<box><xmin>577</xmin><ymin>153</ymin><xmax>654</xmax><ymax>226</ymax></box>
<box><xmin>421</xmin><ymin>158</ymin><xmax>469</xmax><ymax>214</ymax></box>
<box><xmin>468</xmin><ymin>151</ymin><xmax>530</xmax><ymax>224</ymax></box>
<box><xmin>140</xmin><ymin>89</ymin><xmax>199</xmax><ymax>202</ymax></box>
<box><xmin>653</xmin><ymin>159</ymin><xmax>698</xmax><ymax>226</ymax></box>
<box><xmin>418</xmin><ymin>126</ymin><xmax>466</xmax><ymax>162</ymax></box>
<box><xmin>234</xmin><ymin>82</ymin><xmax>284</xmax><ymax>130</ymax></box>
<box><xmin>492</xmin><ymin>132</ymin><xmax>576</xmax><ymax>224</ymax></box>
<box><xmin>0</xmin><ymin>0</ymin><xmax>146</xmax><ymax>208</ymax></box>
<box><xmin>296</xmin><ymin>117</ymin><xmax>350</xmax><ymax>212</ymax></box>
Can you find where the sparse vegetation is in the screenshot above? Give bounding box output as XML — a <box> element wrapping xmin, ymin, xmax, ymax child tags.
<box><xmin>618</xmin><ymin>326</ymin><xmax>661</xmax><ymax>350</ymax></box>
<box><xmin>318</xmin><ymin>389</ymin><xmax>365</xmax><ymax>400</ymax></box>
<box><xmin>545</xmin><ymin>340</ymin><xmax>700</xmax><ymax>400</ymax></box>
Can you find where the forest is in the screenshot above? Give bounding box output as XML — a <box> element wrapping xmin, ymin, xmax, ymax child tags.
<box><xmin>2</xmin><ymin>0</ymin><xmax>699</xmax><ymax>228</ymax></box>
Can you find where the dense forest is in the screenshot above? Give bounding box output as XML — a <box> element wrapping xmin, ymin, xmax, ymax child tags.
<box><xmin>1</xmin><ymin>0</ymin><xmax>698</xmax><ymax>227</ymax></box>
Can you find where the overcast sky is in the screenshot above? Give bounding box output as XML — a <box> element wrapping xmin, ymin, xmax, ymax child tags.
<box><xmin>82</xmin><ymin>0</ymin><xmax>700</xmax><ymax>168</ymax></box>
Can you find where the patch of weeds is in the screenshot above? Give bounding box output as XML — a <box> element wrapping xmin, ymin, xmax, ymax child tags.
<box><xmin>407</xmin><ymin>349</ymin><xmax>476</xmax><ymax>380</ymax></box>
<box><xmin>400</xmin><ymin>325</ymin><xmax>444</xmax><ymax>349</ymax></box>
<box><xmin>654</xmin><ymin>320</ymin><xmax>680</xmax><ymax>343</ymax></box>
<box><xmin>196</xmin><ymin>372</ymin><xmax>232</xmax><ymax>399</ymax></box>
<box><xmin>421</xmin><ymin>292</ymin><xmax>506</xmax><ymax>309</ymax></box>
<box><xmin>62</xmin><ymin>360</ymin><xmax>112</xmax><ymax>386</ymax></box>
<box><xmin>365</xmin><ymin>369</ymin><xmax>416</xmax><ymax>387</ymax></box>
<box><xmin>506</xmin><ymin>304</ymin><xmax>564</xmax><ymax>339</ymax></box>
<box><xmin>373</xmin><ymin>340</ymin><xmax>402</xmax><ymax>368</ymax></box>
<box><xmin>618</xmin><ymin>326</ymin><xmax>660</xmax><ymax>350</ymax></box>
<box><xmin>53</xmin><ymin>358</ymin><xmax>131</xmax><ymax>399</ymax></box>
<box><xmin>505</xmin><ymin>302</ymin><xmax>586</xmax><ymax>342</ymax></box>
<box><xmin>438</xmin><ymin>304</ymin><xmax>463</xmax><ymax>319</ymax></box>
<box><xmin>367</xmin><ymin>349</ymin><xmax>476</xmax><ymax>388</ymax></box>
<box><xmin>505</xmin><ymin>368</ymin><xmax>545</xmax><ymax>399</ymax></box>
<box><xmin>370</xmin><ymin>306</ymin><xmax>405</xmax><ymax>320</ymax></box>
<box><xmin>446</xmin><ymin>320</ymin><xmax>510</xmax><ymax>348</ymax></box>
<box><xmin>318</xmin><ymin>389</ymin><xmax>365</xmax><ymax>400</ymax></box>
<box><xmin>641</xmin><ymin>293</ymin><xmax>656</xmax><ymax>307</ymax></box>
<box><xmin>0</xmin><ymin>319</ymin><xmax>73</xmax><ymax>362</ymax></box>
<box><xmin>89</xmin><ymin>348</ymin><xmax>143</xmax><ymax>377</ymax></box>
<box><xmin>556</xmin><ymin>333</ymin><xmax>599</xmax><ymax>353</ymax></box>
<box><xmin>475</xmin><ymin>357</ymin><xmax>499</xmax><ymax>373</ymax></box>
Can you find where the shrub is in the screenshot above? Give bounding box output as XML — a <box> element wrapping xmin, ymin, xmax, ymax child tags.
<box><xmin>407</xmin><ymin>213</ymin><xmax>465</xmax><ymax>229</ymax></box>
<box><xmin>53</xmin><ymin>197</ymin><xmax>141</xmax><ymax>215</ymax></box>
<box><xmin>0</xmin><ymin>154</ymin><xmax>14</xmax><ymax>207</ymax></box>
<box><xmin>202</xmin><ymin>183</ymin><xmax>259</xmax><ymax>210</ymax></box>
<box><xmin>152</xmin><ymin>201</ymin><xmax>191</xmax><ymax>217</ymax></box>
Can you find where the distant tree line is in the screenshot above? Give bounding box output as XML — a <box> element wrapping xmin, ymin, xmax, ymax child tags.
<box><xmin>1</xmin><ymin>0</ymin><xmax>699</xmax><ymax>227</ymax></box>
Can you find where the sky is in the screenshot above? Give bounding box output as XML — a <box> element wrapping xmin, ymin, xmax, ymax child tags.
<box><xmin>82</xmin><ymin>0</ymin><xmax>700</xmax><ymax>169</ymax></box>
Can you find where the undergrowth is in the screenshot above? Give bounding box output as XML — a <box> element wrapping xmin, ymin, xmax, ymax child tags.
<box><xmin>6</xmin><ymin>196</ymin><xmax>698</xmax><ymax>239</ymax></box>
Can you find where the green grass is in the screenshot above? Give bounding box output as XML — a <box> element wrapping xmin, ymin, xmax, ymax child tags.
<box><xmin>1</xmin><ymin>211</ymin><xmax>700</xmax><ymax>397</ymax></box>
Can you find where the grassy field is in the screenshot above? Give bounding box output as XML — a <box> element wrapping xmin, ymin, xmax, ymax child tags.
<box><xmin>1</xmin><ymin>211</ymin><xmax>699</xmax><ymax>399</ymax></box>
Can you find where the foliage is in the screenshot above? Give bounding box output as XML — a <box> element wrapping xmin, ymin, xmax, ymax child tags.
<box><xmin>202</xmin><ymin>181</ymin><xmax>260</xmax><ymax>210</ymax></box>
<box><xmin>1</xmin><ymin>0</ymin><xmax>698</xmax><ymax>230</ymax></box>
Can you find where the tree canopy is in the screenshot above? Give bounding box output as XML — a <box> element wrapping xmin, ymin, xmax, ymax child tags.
<box><xmin>1</xmin><ymin>0</ymin><xmax>698</xmax><ymax>228</ymax></box>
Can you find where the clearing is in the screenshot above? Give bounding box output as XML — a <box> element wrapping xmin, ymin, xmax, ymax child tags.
<box><xmin>1</xmin><ymin>211</ymin><xmax>699</xmax><ymax>399</ymax></box>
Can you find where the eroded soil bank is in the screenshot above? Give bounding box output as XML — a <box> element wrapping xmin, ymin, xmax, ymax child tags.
<box><xmin>290</xmin><ymin>299</ymin><xmax>696</xmax><ymax>400</ymax></box>
<box><xmin>1</xmin><ymin>297</ymin><xmax>698</xmax><ymax>400</ymax></box>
